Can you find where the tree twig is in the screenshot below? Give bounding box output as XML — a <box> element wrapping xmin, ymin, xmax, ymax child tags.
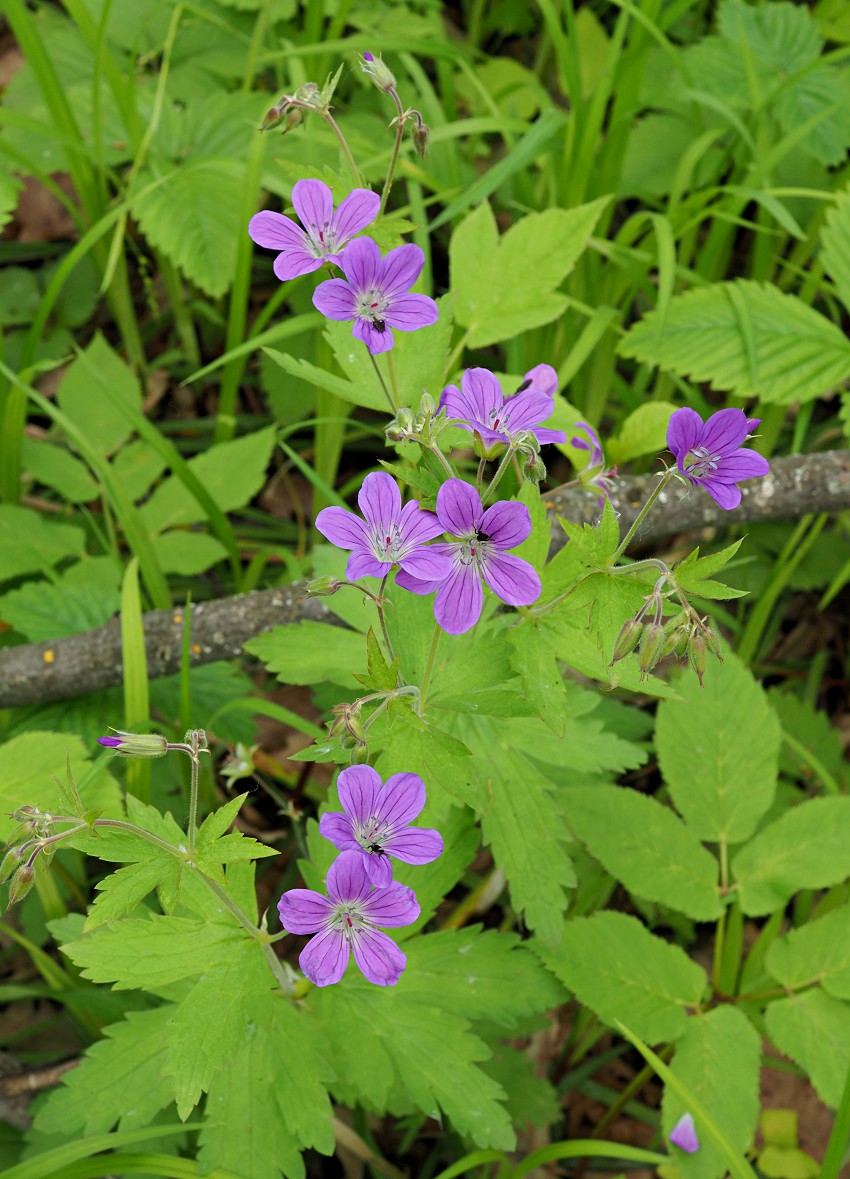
<box><xmin>0</xmin><ymin>449</ymin><xmax>847</xmax><ymax>709</ymax></box>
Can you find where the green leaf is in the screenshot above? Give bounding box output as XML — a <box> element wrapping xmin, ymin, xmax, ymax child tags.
<box><xmin>618</xmin><ymin>280</ymin><xmax>850</xmax><ymax>405</ymax></box>
<box><xmin>538</xmin><ymin>911</ymin><xmax>707</xmax><ymax>1042</ymax></box>
<box><xmin>607</xmin><ymin>402</ymin><xmax>677</xmax><ymax>465</ymax></box>
<box><xmin>399</xmin><ymin>928</ymin><xmax>565</xmax><ymax>1025</ymax></box>
<box><xmin>84</xmin><ymin>858</ymin><xmax>181</xmax><ymax>931</ymax></box>
<box><xmin>564</xmin><ymin>785</ymin><xmax>723</xmax><ymax>921</ymax></box>
<box><xmin>766</xmin><ymin>903</ymin><xmax>850</xmax><ymax>995</ymax></box>
<box><xmin>353</xmin><ymin>627</ymin><xmax>399</xmax><ymax>692</ymax></box>
<box><xmin>57</xmin><ymin>333</ymin><xmax>142</xmax><ymax>455</ymax></box>
<box><xmin>0</xmin><ymin>570</ymin><xmax>120</xmax><ymax>641</ymax></box>
<box><xmin>557</xmin><ymin>497</ymin><xmax>620</xmax><ymax>566</ymax></box>
<box><xmin>378</xmin><ymin>707</ymin><xmax>481</xmax><ymax>809</ymax></box>
<box><xmin>199</xmin><ymin>991</ymin><xmax>334</xmax><ymax>1179</ymax></box>
<box><xmin>662</xmin><ymin>1007</ymin><xmax>761</xmax><ymax>1179</ymax></box>
<box><xmin>469</xmin><ymin>719</ymin><xmax>575</xmax><ymax>944</ymax></box>
<box><xmin>449</xmin><ymin>198</ymin><xmax>609</xmax><ymax>347</ymax></box>
<box><xmin>150</xmin><ymin>530</ymin><xmax>229</xmax><ymax>575</ymax></box>
<box><xmin>771</xmin><ymin>687</ymin><xmax>847</xmax><ymax>793</ymax></box>
<box><xmin>765</xmin><ymin>988</ymin><xmax>850</xmax><ymax>1107</ymax></box>
<box><xmin>674</xmin><ymin>539</ymin><xmax>744</xmax><ymax>589</ymax></box>
<box><xmin>262</xmin><ymin>347</ymin><xmax>376</xmax><ymax>412</ymax></box>
<box><xmin>33</xmin><ymin>1006</ymin><xmax>175</xmax><ymax>1136</ymax></box>
<box><xmin>0</xmin><ymin>504</ymin><xmax>86</xmax><ymax>585</ymax></box>
<box><xmin>315</xmin><ymin>982</ymin><xmax>515</xmax><ymax>1149</ymax></box>
<box><xmin>821</xmin><ymin>191</ymin><xmax>850</xmax><ymax>317</ymax></box>
<box><xmin>194</xmin><ymin>793</ymin><xmax>278</xmax><ymax>872</ymax></box>
<box><xmin>0</xmin><ymin>731</ymin><xmax>121</xmax><ymax>843</ymax></box>
<box><xmin>656</xmin><ymin>655</ymin><xmax>780</xmax><ymax>843</ymax></box>
<box><xmin>61</xmin><ymin>914</ymin><xmax>246</xmax><ymax>990</ymax></box>
<box><xmin>139</xmin><ymin>427</ymin><xmax>276</xmax><ymax>532</ymax></box>
<box><xmin>111</xmin><ymin>439</ymin><xmax>167</xmax><ymax>502</ymax></box>
<box><xmin>0</xmin><ymin>267</ymin><xmax>40</xmax><ymax>327</ymax></box>
<box><xmin>732</xmin><ymin>797</ymin><xmax>850</xmax><ymax>915</ymax></box>
<box><xmin>244</xmin><ymin>621</ymin><xmax>365</xmax><ymax>689</ymax></box>
<box><xmin>507</xmin><ymin>619</ymin><xmax>569</xmax><ymax>736</ymax></box>
<box><xmin>21</xmin><ymin>437</ymin><xmax>99</xmax><ymax>502</ymax></box>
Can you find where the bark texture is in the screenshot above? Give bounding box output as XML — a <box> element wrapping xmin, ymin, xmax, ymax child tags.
<box><xmin>1</xmin><ymin>449</ymin><xmax>847</xmax><ymax>708</ymax></box>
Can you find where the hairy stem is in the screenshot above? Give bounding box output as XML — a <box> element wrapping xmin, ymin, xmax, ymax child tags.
<box><xmin>610</xmin><ymin>468</ymin><xmax>675</xmax><ymax>561</ymax></box>
<box><xmin>379</xmin><ymin>88</ymin><xmax>406</xmax><ymax>215</ymax></box>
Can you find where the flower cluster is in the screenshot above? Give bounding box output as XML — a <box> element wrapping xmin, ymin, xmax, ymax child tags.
<box><xmin>439</xmin><ymin>365</ymin><xmax>565</xmax><ymax>455</ymax></box>
<box><xmin>666</xmin><ymin>407</ymin><xmax>769</xmax><ymax>510</ymax></box>
<box><xmin>278</xmin><ymin>766</ymin><xmax>442</xmax><ymax>986</ymax></box>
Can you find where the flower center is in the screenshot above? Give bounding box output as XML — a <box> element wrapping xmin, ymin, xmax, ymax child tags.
<box><xmin>358</xmin><ymin>814</ymin><xmax>391</xmax><ymax>855</ymax></box>
<box><xmin>371</xmin><ymin>525</ymin><xmax>405</xmax><ymax>563</ymax></box>
<box><xmin>356</xmin><ymin>288</ymin><xmax>390</xmax><ymax>324</ymax></box>
<box><xmin>487</xmin><ymin>405</ymin><xmax>513</xmax><ymax>434</ymax></box>
<box><xmin>309</xmin><ymin>221</ymin><xmax>338</xmax><ymax>257</ymax></box>
<box><xmin>332</xmin><ymin>902</ymin><xmax>365</xmax><ymax>940</ymax></box>
<box><xmin>456</xmin><ymin>529</ymin><xmax>492</xmax><ymax>568</ymax></box>
<box><xmin>684</xmin><ymin>445</ymin><xmax>720</xmax><ymax>478</ymax></box>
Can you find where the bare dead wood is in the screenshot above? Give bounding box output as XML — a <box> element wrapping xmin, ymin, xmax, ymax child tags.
<box><xmin>0</xmin><ymin>449</ymin><xmax>847</xmax><ymax>709</ymax></box>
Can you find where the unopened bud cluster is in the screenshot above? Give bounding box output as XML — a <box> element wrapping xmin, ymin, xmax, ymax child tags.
<box><xmin>611</xmin><ymin>604</ymin><xmax>723</xmax><ymax>685</ymax></box>
<box><xmin>386</xmin><ymin>392</ymin><xmax>449</xmax><ymax>449</ymax></box>
<box><xmin>1</xmin><ymin>805</ymin><xmax>64</xmax><ymax>908</ymax></box>
<box><xmin>260</xmin><ymin>71</ymin><xmax>342</xmax><ymax>134</ymax></box>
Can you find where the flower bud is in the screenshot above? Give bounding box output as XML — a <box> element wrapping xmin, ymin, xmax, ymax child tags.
<box><xmin>413</xmin><ymin>119</ymin><xmax>430</xmax><ymax>158</ymax></box>
<box><xmin>638</xmin><ymin>622</ymin><xmax>667</xmax><ymax>677</ymax></box>
<box><xmin>419</xmin><ymin>392</ymin><xmax>436</xmax><ymax>417</ymax></box>
<box><xmin>350</xmin><ymin>740</ymin><xmax>370</xmax><ymax>764</ymax></box>
<box><xmin>0</xmin><ymin>845</ymin><xmax>26</xmax><ymax>884</ymax></box>
<box><xmin>306</xmin><ymin>576</ymin><xmax>344</xmax><ymax>597</ymax></box>
<box><xmin>702</xmin><ymin>625</ymin><xmax>723</xmax><ymax>662</ymax></box>
<box><xmin>359</xmin><ymin>51</ymin><xmax>396</xmax><ymax>93</ymax></box>
<box><xmin>522</xmin><ymin>455</ymin><xmax>547</xmax><ymax>484</ymax></box>
<box><xmin>97</xmin><ymin>731</ymin><xmax>168</xmax><ymax>758</ymax></box>
<box><xmin>688</xmin><ymin>634</ymin><xmax>707</xmax><ymax>686</ymax></box>
<box><xmin>611</xmin><ymin>618</ymin><xmax>643</xmax><ymax>664</ymax></box>
<box><xmin>7</xmin><ymin>864</ymin><xmax>35</xmax><ymax>907</ymax></box>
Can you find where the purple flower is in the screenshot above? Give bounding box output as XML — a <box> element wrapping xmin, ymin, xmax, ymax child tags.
<box><xmin>312</xmin><ymin>237</ymin><xmax>438</xmax><ymax>355</ymax></box>
<box><xmin>278</xmin><ymin>850</ymin><xmax>419</xmax><ymax>986</ymax></box>
<box><xmin>571</xmin><ymin>421</ymin><xmax>617</xmax><ymax>502</ymax></box>
<box><xmin>248</xmin><ymin>179</ymin><xmax>379</xmax><ymax>281</ymax></box>
<box><xmin>515</xmin><ymin>363</ymin><xmax>558</xmax><ymax>397</ymax></box>
<box><xmin>319</xmin><ymin>765</ymin><xmax>443</xmax><ymax>888</ymax></box>
<box><xmin>669</xmin><ymin>1112</ymin><xmax>700</xmax><ymax>1154</ymax></box>
<box><xmin>439</xmin><ymin>367</ymin><xmax>565</xmax><ymax>454</ymax></box>
<box><xmin>315</xmin><ymin>471</ymin><xmax>451</xmax><ymax>583</ymax></box>
<box><xmin>397</xmin><ymin>479</ymin><xmax>541</xmax><ymax>635</ymax></box>
<box><xmin>667</xmin><ymin>408</ymin><xmax>769</xmax><ymax>510</ymax></box>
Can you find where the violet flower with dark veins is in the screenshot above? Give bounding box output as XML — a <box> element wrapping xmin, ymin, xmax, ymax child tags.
<box><xmin>319</xmin><ymin>765</ymin><xmax>443</xmax><ymax>887</ymax></box>
<box><xmin>312</xmin><ymin>237</ymin><xmax>438</xmax><ymax>354</ymax></box>
<box><xmin>397</xmin><ymin>479</ymin><xmax>541</xmax><ymax>634</ymax></box>
<box><xmin>667</xmin><ymin>408</ymin><xmax>769</xmax><ymax>510</ymax></box>
<box><xmin>439</xmin><ymin>367</ymin><xmax>565</xmax><ymax>453</ymax></box>
<box><xmin>248</xmin><ymin>179</ymin><xmax>379</xmax><ymax>281</ymax></box>
<box><xmin>669</xmin><ymin>1113</ymin><xmax>700</xmax><ymax>1154</ymax></box>
<box><xmin>315</xmin><ymin>470</ymin><xmax>451</xmax><ymax>583</ymax></box>
<box><xmin>278</xmin><ymin>850</ymin><xmax>419</xmax><ymax>987</ymax></box>
<box><xmin>571</xmin><ymin>420</ymin><xmax>617</xmax><ymax>502</ymax></box>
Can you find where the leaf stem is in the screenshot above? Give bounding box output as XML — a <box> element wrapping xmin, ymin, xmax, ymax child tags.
<box><xmin>376</xmin><ymin>573</ymin><xmax>397</xmax><ymax>666</ymax></box>
<box><xmin>368</xmin><ymin>350</ymin><xmax>398</xmax><ymax>413</ymax></box>
<box><xmin>610</xmin><ymin>468</ymin><xmax>674</xmax><ymax>561</ymax></box>
<box><xmin>385</xmin><ymin>350</ymin><xmax>401</xmax><ymax>410</ymax></box>
<box><xmin>481</xmin><ymin>442</ymin><xmax>518</xmax><ymax>505</ymax></box>
<box><xmin>379</xmin><ymin>88</ymin><xmax>406</xmax><ymax>215</ymax></box>
<box><xmin>323</xmin><ymin>111</ymin><xmax>361</xmax><ymax>185</ymax></box>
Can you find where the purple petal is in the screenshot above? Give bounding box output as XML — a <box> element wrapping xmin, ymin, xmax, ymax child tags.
<box><xmin>397</xmin><ymin>546</ymin><xmax>452</xmax><ymax>582</ymax></box>
<box><xmin>352</xmin><ymin>316</ymin><xmax>395</xmax><ymax>354</ymax></box>
<box><xmin>398</xmin><ymin>500</ymin><xmax>445</xmax><ymax>546</ymax></box>
<box><xmin>360</xmin><ymin>881</ymin><xmax>421</xmax><ymax>926</ymax></box>
<box><xmin>712</xmin><ymin>451</ymin><xmax>770</xmax><ymax>481</ymax></box>
<box><xmin>300</xmin><ymin>927</ymin><xmax>350</xmax><ymax>987</ymax></box>
<box><xmin>434</xmin><ymin>562</ymin><xmax>483</xmax><ymax>635</ymax></box>
<box><xmin>248</xmin><ymin>210</ymin><xmax>306</xmax><ymax>252</ymax></box>
<box><xmin>666</xmin><ymin>407</ymin><xmax>702</xmax><ymax>463</ymax></box>
<box><xmin>482</xmin><ymin>551</ymin><xmax>541</xmax><ymax>607</ymax></box>
<box><xmin>278</xmin><ymin>888</ymin><xmax>334</xmax><ymax>934</ymax></box>
<box><xmin>346</xmin><ymin>549</ymin><xmax>390</xmax><ymax>580</ymax></box>
<box><xmin>358</xmin><ymin>471</ymin><xmax>401</xmax><ymax>532</ymax></box>
<box><xmin>318</xmin><ymin>812</ymin><xmax>358</xmax><ymax>851</ymax></box>
<box><xmin>315</xmin><ymin>505</ymin><xmax>367</xmax><ymax>551</ymax></box>
<box><xmin>291</xmin><ymin>179</ymin><xmax>333</xmax><ymax>238</ymax></box>
<box><xmin>571</xmin><ymin>421</ymin><xmax>603</xmax><ymax>465</ymax></box>
<box><xmin>436</xmin><ymin>479</ymin><xmax>482</xmax><ymax>536</ymax></box>
<box><xmin>332</xmin><ymin>188</ymin><xmax>380</xmax><ymax>243</ymax></box>
<box><xmin>395</xmin><ymin>569</ymin><xmax>445</xmax><ymax>595</ymax></box>
<box><xmin>351</xmin><ymin>927</ymin><xmax>407</xmax><ymax>986</ymax></box>
<box><xmin>98</xmin><ymin>736</ymin><xmax>122</xmax><ymax>748</ymax></box>
<box><xmin>326</xmin><ymin>849</ymin><xmax>373</xmax><ymax>905</ymax></box>
<box><xmin>480</xmin><ymin>499</ymin><xmax>532</xmax><ymax>549</ymax></box>
<box><xmin>746</xmin><ymin>417</ymin><xmax>761</xmax><ymax>433</ymax></box>
<box><xmin>337</xmin><ymin>765</ymin><xmax>382</xmax><ymax>826</ymax></box>
<box><xmin>385</xmin><ymin>293</ymin><xmax>439</xmax><ymax>331</ymax></box>
<box><xmin>375</xmin><ymin>772</ymin><xmax>426</xmax><ymax>829</ymax></box>
<box><xmin>502</xmin><ymin>391</ymin><xmax>557</xmax><ymax>432</ymax></box>
<box><xmin>532</xmin><ymin>426</ymin><xmax>567</xmax><ymax>445</ymax></box>
<box><xmin>364</xmin><ymin>852</ymin><xmax>394</xmax><ymax>888</ymax></box>
<box><xmin>699</xmin><ymin>408</ymin><xmax>751</xmax><ymax>455</ymax></box>
<box><xmin>313</xmin><ymin>278</ymin><xmax>357</xmax><ymax>321</ymax></box>
<box><xmin>382</xmin><ymin>827</ymin><xmax>443</xmax><ymax>865</ymax></box>
<box><xmin>341</xmin><ymin>236</ymin><xmax>382</xmax><ymax>293</ymax></box>
<box><xmin>273</xmin><ymin>252</ymin><xmax>325</xmax><ymax>281</ymax></box>
<box><xmin>379</xmin><ymin>243</ymin><xmax>424</xmax><ymax>297</ymax></box>
<box><xmin>460</xmin><ymin>367</ymin><xmax>503</xmax><ymax>420</ymax></box>
<box><xmin>700</xmin><ymin>478</ymin><xmax>742</xmax><ymax>510</ymax></box>
<box><xmin>523</xmin><ymin>363</ymin><xmax>558</xmax><ymax>396</ymax></box>
<box><xmin>670</xmin><ymin>1113</ymin><xmax>700</xmax><ymax>1154</ymax></box>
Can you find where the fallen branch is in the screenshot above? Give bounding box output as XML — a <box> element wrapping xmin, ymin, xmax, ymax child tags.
<box><xmin>1</xmin><ymin>449</ymin><xmax>847</xmax><ymax>708</ymax></box>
